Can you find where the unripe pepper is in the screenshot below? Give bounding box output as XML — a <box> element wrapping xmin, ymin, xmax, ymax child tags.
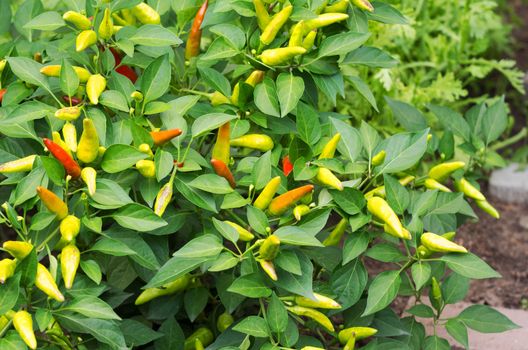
<box><xmin>254</xmin><ymin>176</ymin><xmax>281</xmax><ymax>210</ymax></box>
<box><xmin>59</xmin><ymin>215</ymin><xmax>81</xmax><ymax>242</ymax></box>
<box><xmin>86</xmin><ymin>74</ymin><xmax>106</xmax><ymax>105</ymax></box>
<box><xmin>183</xmin><ymin>327</ymin><xmax>214</xmax><ymax>350</ymax></box>
<box><xmin>13</xmin><ymin>310</ymin><xmax>37</xmax><ymax>349</ymax></box>
<box><xmin>0</xmin><ymin>259</ymin><xmax>16</xmax><ymax>284</ymax></box>
<box><xmin>287</xmin><ymin>306</ymin><xmax>334</xmax><ymax>332</ymax></box>
<box><xmin>37</xmin><ymin>186</ymin><xmax>69</xmax><ymax>220</ymax></box>
<box><xmin>216</xmin><ymin>312</ymin><xmax>234</xmax><ymax>332</ymax></box>
<box><xmin>230</xmin><ymin>134</ymin><xmax>274</xmax><ymax>151</ymax></box>
<box><xmin>294</xmin><ymin>293</ymin><xmax>341</xmax><ymax>309</ymax></box>
<box><xmin>138</xmin><ymin>143</ymin><xmax>154</xmax><ymax>158</ymax></box>
<box><xmin>338</xmin><ymin>327</ymin><xmax>377</xmax><ymax>344</ymax></box>
<box><xmin>260</xmin><ymin>5</ymin><xmax>293</xmax><ymax>45</ymax></box>
<box><xmin>268</xmin><ymin>184</ymin><xmax>314</xmax><ymax>215</ymax></box>
<box><xmin>154</xmin><ymin>179</ymin><xmax>174</xmax><ymax>217</ymax></box>
<box><xmin>136</xmin><ymin>159</ymin><xmax>156</xmax><ymax>178</ymax></box>
<box><xmin>211</xmin><ymin>159</ymin><xmax>236</xmax><ymax>188</ymax></box>
<box><xmin>185</xmin><ymin>0</ymin><xmax>208</xmax><ymax>60</ymax></box>
<box><xmin>77</xmin><ymin>118</ymin><xmax>99</xmax><ymax>163</ymax></box>
<box><xmin>324</xmin><ymin>0</ymin><xmax>349</xmax><ymax>13</ymax></box>
<box><xmin>231</xmin><ymin>70</ymin><xmax>265</xmax><ymax>105</ymax></box>
<box><xmin>260</xmin><ymin>47</ymin><xmax>306</xmax><ymax>66</ymax></box>
<box><xmin>61</xmin><ymin>244</ymin><xmax>80</xmax><ymax>289</ymax></box>
<box><xmin>195</xmin><ymin>339</ymin><xmax>205</xmax><ymax>350</ymax></box>
<box><xmin>367</xmin><ymin>197</ymin><xmax>409</xmax><ymax>240</ymax></box>
<box><xmin>293</xmin><ymin>204</ymin><xmax>310</xmax><ymax>221</ymax></box>
<box><xmin>351</xmin><ymin>0</ymin><xmax>374</xmax><ymax>12</ymax></box>
<box><xmin>52</xmin><ymin>131</ymin><xmax>72</xmax><ymax>157</ymax></box>
<box><xmin>302</xmin><ymin>30</ymin><xmax>317</xmax><ymax>50</ymax></box>
<box><xmin>371</xmin><ymin>150</ymin><xmax>386</xmax><ymax>166</ymax></box>
<box><xmin>3</xmin><ymin>241</ymin><xmax>33</xmax><ymax>259</ymax></box>
<box><xmin>259</xmin><ymin>235</ymin><xmax>280</xmax><ymax>260</ymax></box>
<box><xmin>36</xmin><ymin>263</ymin><xmax>65</xmax><ymax>302</ymax></box>
<box><xmin>76</xmin><ymin>30</ymin><xmax>97</xmax><ymax>52</ymax></box>
<box><xmin>150</xmin><ymin>128</ymin><xmax>182</xmax><ymax>146</ymax></box>
<box><xmin>282</xmin><ymin>155</ymin><xmax>293</xmax><ymax>176</ymax></box>
<box><xmin>54</xmin><ymin>106</ymin><xmax>81</xmax><ymax>121</ymax></box>
<box><xmin>259</xmin><ymin>259</ymin><xmax>278</xmax><ymax>281</ymax></box>
<box><xmin>428</xmin><ymin>161</ymin><xmax>465</xmax><ymax>182</ymax></box>
<box><xmin>98</xmin><ymin>8</ymin><xmax>114</xmax><ymax>40</ymax></box>
<box><xmin>416</xmin><ymin>232</ymin><xmax>456</xmax><ymax>258</ymax></box>
<box><xmin>211</xmin><ymin>122</ymin><xmax>230</xmax><ymax>165</ymax></box>
<box><xmin>303</xmin><ymin>13</ymin><xmax>349</xmax><ymax>33</ymax></box>
<box><xmin>322</xmin><ymin>217</ymin><xmax>347</xmax><ymax>246</ymax></box>
<box><xmin>81</xmin><ymin>167</ymin><xmax>97</xmax><ymax>196</ymax></box>
<box><xmin>425</xmin><ymin>178</ymin><xmax>451</xmax><ymax>192</ymax></box>
<box><xmin>315</xmin><ymin>167</ymin><xmax>343</xmax><ymax>191</ymax></box>
<box><xmin>63</xmin><ymin>11</ymin><xmax>91</xmax><ymax>30</ymax></box>
<box><xmin>476</xmin><ymin>199</ymin><xmax>500</xmax><ymax>219</ymax></box>
<box><xmin>430</xmin><ymin>277</ymin><xmax>443</xmax><ymax>311</ymax></box>
<box><xmin>289</xmin><ymin>21</ymin><xmax>305</xmax><ymax>47</ymax></box>
<box><xmin>62</xmin><ymin>122</ymin><xmax>78</xmax><ymax>153</ymax></box>
<box><xmin>135</xmin><ymin>274</ymin><xmax>191</xmax><ymax>305</ymax></box>
<box><xmin>454</xmin><ymin>178</ymin><xmax>486</xmax><ymax>201</ymax></box>
<box><xmin>420</xmin><ymin>232</ymin><xmax>467</xmax><ymax>253</ymax></box>
<box><xmin>224</xmin><ymin>221</ymin><xmax>254</xmax><ymax>241</ymax></box>
<box><xmin>253</xmin><ymin>0</ymin><xmax>271</xmax><ymax>30</ymax></box>
<box><xmin>40</xmin><ymin>65</ymin><xmax>91</xmax><ymax>82</ymax></box>
<box><xmin>0</xmin><ymin>155</ymin><xmax>36</xmax><ymax>173</ymax></box>
<box><xmin>132</xmin><ymin>3</ymin><xmax>161</xmax><ymax>24</ymax></box>
<box><xmin>319</xmin><ymin>133</ymin><xmax>341</xmax><ymax>159</ymax></box>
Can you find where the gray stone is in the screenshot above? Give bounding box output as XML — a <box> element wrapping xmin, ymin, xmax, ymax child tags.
<box><xmin>489</xmin><ymin>163</ymin><xmax>528</xmax><ymax>204</ymax></box>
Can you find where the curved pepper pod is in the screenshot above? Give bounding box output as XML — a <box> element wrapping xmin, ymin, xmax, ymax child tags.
<box><xmin>211</xmin><ymin>159</ymin><xmax>236</xmax><ymax>188</ymax></box>
<box><xmin>13</xmin><ymin>310</ymin><xmax>37</xmax><ymax>349</ymax></box>
<box><xmin>185</xmin><ymin>0</ymin><xmax>208</xmax><ymax>60</ymax></box>
<box><xmin>55</xmin><ymin>106</ymin><xmax>81</xmax><ymax>121</ymax></box>
<box><xmin>81</xmin><ymin>167</ymin><xmax>97</xmax><ymax>196</ymax></box>
<box><xmin>260</xmin><ymin>5</ymin><xmax>293</xmax><ymax>45</ymax></box>
<box><xmin>3</xmin><ymin>241</ymin><xmax>33</xmax><ymax>260</ymax></box>
<box><xmin>77</xmin><ymin>118</ymin><xmax>100</xmax><ymax>163</ymax></box>
<box><xmin>135</xmin><ymin>274</ymin><xmax>191</xmax><ymax>305</ymax></box>
<box><xmin>428</xmin><ymin>161</ymin><xmax>465</xmax><ymax>182</ymax></box>
<box><xmin>351</xmin><ymin>0</ymin><xmax>374</xmax><ymax>12</ymax></box>
<box><xmin>324</xmin><ymin>0</ymin><xmax>349</xmax><ymax>13</ymax></box>
<box><xmin>301</xmin><ymin>347</ymin><xmax>325</xmax><ymax>350</ymax></box>
<box><xmin>475</xmin><ymin>199</ymin><xmax>500</xmax><ymax>219</ymax></box>
<box><xmin>322</xmin><ymin>217</ymin><xmax>348</xmax><ymax>246</ymax></box>
<box><xmin>293</xmin><ymin>204</ymin><xmax>310</xmax><ymax>221</ymax></box>
<box><xmin>431</xmin><ymin>277</ymin><xmax>443</xmax><ymax>310</ymax></box>
<box><xmin>371</xmin><ymin>150</ymin><xmax>386</xmax><ymax>166</ymax></box>
<box><xmin>132</xmin><ymin>3</ymin><xmax>161</xmax><ymax>24</ymax></box>
<box><xmin>43</xmin><ymin>138</ymin><xmax>81</xmax><ymax>178</ymax></box>
<box><xmin>0</xmin><ymin>155</ymin><xmax>36</xmax><ymax>174</ymax></box>
<box><xmin>230</xmin><ymin>134</ymin><xmax>274</xmax><ymax>152</ymax></box>
<box><xmin>425</xmin><ymin>178</ymin><xmax>452</xmax><ymax>192</ymax></box>
<box><xmin>338</xmin><ymin>326</ymin><xmax>377</xmax><ymax>344</ymax></box>
<box><xmin>260</xmin><ymin>46</ymin><xmax>306</xmax><ymax>66</ymax></box>
<box><xmin>224</xmin><ymin>221</ymin><xmax>254</xmax><ymax>241</ymax></box>
<box><xmin>59</xmin><ymin>215</ymin><xmax>81</xmax><ymax>242</ymax></box>
<box><xmin>315</xmin><ymin>167</ymin><xmax>343</xmax><ymax>191</ymax></box>
<box><xmin>421</xmin><ymin>232</ymin><xmax>467</xmax><ymax>253</ymax></box>
<box><xmin>36</xmin><ymin>263</ymin><xmax>65</xmax><ymax>302</ymax></box>
<box><xmin>302</xmin><ymin>30</ymin><xmax>317</xmax><ymax>50</ymax></box>
<box><xmin>61</xmin><ymin>244</ymin><xmax>80</xmax><ymax>289</ymax></box>
<box><xmin>367</xmin><ymin>197</ymin><xmax>408</xmax><ymax>240</ymax></box>
<box><xmin>40</xmin><ymin>65</ymin><xmax>91</xmax><ymax>82</ymax></box>
<box><xmin>289</xmin><ymin>21</ymin><xmax>305</xmax><ymax>47</ymax></box>
<box><xmin>253</xmin><ymin>176</ymin><xmax>281</xmax><ymax>210</ymax></box>
<box><xmin>216</xmin><ymin>312</ymin><xmax>234</xmax><ymax>332</ymax></box>
<box><xmin>0</xmin><ymin>258</ymin><xmax>16</xmax><ymax>284</ymax></box>
<box><xmin>384</xmin><ymin>223</ymin><xmax>412</xmax><ymax>240</ymax></box>
<box><xmin>63</xmin><ymin>11</ymin><xmax>91</xmax><ymax>30</ymax></box>
<box><xmin>258</xmin><ymin>235</ymin><xmax>280</xmax><ymax>260</ymax></box>
<box><xmin>416</xmin><ymin>232</ymin><xmax>456</xmax><ymax>258</ymax></box>
<box><xmin>302</xmin><ymin>13</ymin><xmax>349</xmax><ymax>34</ymax></box>
<box><xmin>136</xmin><ymin>159</ymin><xmax>156</xmax><ymax>178</ymax></box>
<box><xmin>455</xmin><ymin>178</ymin><xmax>486</xmax><ymax>201</ymax></box>
<box><xmin>209</xmin><ymin>91</ymin><xmax>231</xmax><ymax>106</ymax></box>
<box><xmin>294</xmin><ymin>292</ymin><xmax>341</xmax><ymax>309</ymax></box>
<box><xmin>138</xmin><ymin>143</ymin><xmax>154</xmax><ymax>158</ymax></box>
<box><xmin>62</xmin><ymin>122</ymin><xmax>78</xmax><ymax>153</ymax></box>
<box><xmin>287</xmin><ymin>305</ymin><xmax>334</xmax><ymax>332</ymax></box>
<box><xmin>319</xmin><ymin>133</ymin><xmax>341</xmax><ymax>159</ymax></box>
<box><xmin>230</xmin><ymin>70</ymin><xmax>265</xmax><ymax>105</ymax></box>
<box><xmin>211</xmin><ymin>122</ymin><xmax>230</xmax><ymax>165</ymax></box>
<box><xmin>86</xmin><ymin>74</ymin><xmax>107</xmax><ymax>105</ymax></box>
<box><xmin>259</xmin><ymin>260</ymin><xmax>278</xmax><ymax>281</ymax></box>
<box><xmin>52</xmin><ymin>131</ymin><xmax>72</xmax><ymax>157</ymax></box>
<box><xmin>268</xmin><ymin>184</ymin><xmax>314</xmax><ymax>216</ymax></box>
<box><xmin>36</xmin><ymin>186</ymin><xmax>69</xmax><ymax>220</ymax></box>
<box><xmin>282</xmin><ymin>156</ymin><xmax>293</xmax><ymax>176</ymax></box>
<box><xmin>253</xmin><ymin>0</ymin><xmax>271</xmax><ymax>30</ymax></box>
<box><xmin>150</xmin><ymin>128</ymin><xmax>182</xmax><ymax>146</ymax></box>
<box><xmin>76</xmin><ymin>30</ymin><xmax>97</xmax><ymax>52</ymax></box>
<box><xmin>0</xmin><ymin>88</ymin><xmax>6</xmax><ymax>104</ymax></box>
<box><xmin>98</xmin><ymin>8</ymin><xmax>114</xmax><ymax>40</ymax></box>
<box><xmin>183</xmin><ymin>327</ymin><xmax>214</xmax><ymax>350</ymax></box>
<box><xmin>154</xmin><ymin>181</ymin><xmax>174</xmax><ymax>217</ymax></box>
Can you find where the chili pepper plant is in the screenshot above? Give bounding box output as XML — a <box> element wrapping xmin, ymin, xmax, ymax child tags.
<box><xmin>0</xmin><ymin>0</ymin><xmax>520</xmax><ymax>349</ymax></box>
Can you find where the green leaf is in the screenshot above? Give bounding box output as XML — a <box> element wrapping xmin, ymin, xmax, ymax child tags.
<box><xmin>14</xmin><ymin>167</ymin><xmax>46</xmax><ymax>206</ymax></box>
<box><xmin>59</xmin><ymin>59</ymin><xmax>79</xmax><ymax>97</ymax></box>
<box><xmin>363</xmin><ymin>270</ymin><xmax>401</xmax><ymax>316</ymax></box>
<box><xmin>252</xmin><ymin>151</ymin><xmax>272</xmax><ymax>190</ymax></box>
<box><xmin>0</xmin><ymin>274</ymin><xmax>20</xmax><ymax>315</ymax></box>
<box><xmin>274</xmin><ymin>226</ymin><xmax>323</xmax><ymax>247</ymax></box>
<box><xmin>120</xmin><ymin>319</ymin><xmax>163</xmax><ymax>347</ymax></box>
<box><xmin>275</xmin><ymin>252</ymin><xmax>314</xmax><ymax>299</ymax></box>
<box><xmin>6</xmin><ymin>57</ymin><xmax>50</xmax><ymax>91</ymax></box>
<box><xmin>481</xmin><ymin>98</ymin><xmax>508</xmax><ymax>145</ymax></box>
<box><xmin>441</xmin><ymin>273</ymin><xmax>469</xmax><ymax>304</ymax></box>
<box><xmin>184</xmin><ymin>287</ymin><xmax>209</xmax><ymax>322</ymax></box>
<box><xmin>254</xmin><ymin>77</ymin><xmax>280</xmax><ymax>117</ymax></box>
<box><xmin>212</xmin><ymin>217</ymin><xmax>239</xmax><ymax>243</ymax></box>
<box><xmin>173</xmin><ymin>234</ymin><xmax>224</xmax><ymax>259</ymax></box>
<box><xmin>198</xmin><ymin>67</ymin><xmax>231</xmax><ymax>97</ymax></box>
<box><xmin>384</xmin><ymin>174</ymin><xmax>410</xmax><ymax>214</ymax></box>
<box><xmin>247</xmin><ymin>205</ymin><xmax>269</xmax><ymax>235</ymax></box>
<box><xmin>141</xmin><ymin>54</ymin><xmax>171</xmax><ymax>103</ymax></box>
<box><xmin>331</xmin><ymin>259</ymin><xmax>368</xmax><ymax>309</ymax></box>
<box><xmin>209</xmin><ymin>253</ymin><xmax>239</xmax><ymax>272</ymax></box>
<box><xmin>174</xmin><ymin>175</ymin><xmax>218</xmax><ymax>212</ymax></box>
<box><xmin>267</xmin><ymin>292</ymin><xmax>288</xmax><ymax>333</ymax></box>
<box><xmin>111</xmin><ymin>203</ymin><xmax>168</xmax><ymax>231</ymax></box>
<box><xmin>368</xmin><ymin>2</ymin><xmax>408</xmax><ymax>24</ymax></box>
<box><xmin>189</xmin><ymin>174</ymin><xmax>234</xmax><ymax>194</ymax></box>
<box><xmin>200</xmin><ymin>37</ymin><xmax>239</xmax><ymax>61</ymax></box>
<box><xmin>233</xmin><ymin>316</ymin><xmax>269</xmax><ymax>338</ymax></box>
<box><xmin>277</xmin><ymin>73</ymin><xmax>304</xmax><ymax>118</ymax></box>
<box><xmin>331</xmin><ymin>187</ymin><xmax>365</xmax><ymax>215</ymax></box>
<box><xmin>318</xmin><ymin>32</ymin><xmax>370</xmax><ymax>58</ymax></box>
<box><xmin>457</xmin><ymin>305</ymin><xmax>520</xmax><ymax>333</ymax></box>
<box><xmin>192</xmin><ymin>113</ymin><xmax>237</xmax><ymax>138</ymax></box>
<box><xmin>80</xmin><ymin>260</ymin><xmax>102</xmax><ymax>285</ymax></box>
<box><xmin>130</xmin><ymin>24</ymin><xmax>182</xmax><ymax>46</ymax></box>
<box><xmin>99</xmin><ymin>90</ymin><xmax>129</xmax><ymax>112</ymax></box>
<box><xmin>343</xmin><ymin>232</ymin><xmax>370</xmax><ymax>264</ymax></box>
<box><xmin>344</xmin><ymin>47</ymin><xmax>398</xmax><ymax>68</ymax></box>
<box><xmin>54</xmin><ymin>314</ymin><xmax>127</xmax><ymax>349</ymax></box>
<box><xmin>385</xmin><ymin>97</ymin><xmax>427</xmax><ymax>132</ymax></box>
<box><xmin>366</xmin><ymin>243</ymin><xmax>406</xmax><ymax>263</ymax></box>
<box><xmin>90</xmin><ymin>178</ymin><xmax>133</xmax><ymax>209</ymax></box>
<box><xmin>209</xmin><ymin>23</ymin><xmax>246</xmax><ymax>50</ymax></box>
<box><xmin>411</xmin><ymin>262</ymin><xmax>431</xmax><ymax>291</ymax></box>
<box><xmin>378</xmin><ymin>130</ymin><xmax>429</xmax><ymax>174</ymax></box>
<box><xmin>445</xmin><ymin>319</ymin><xmax>469</xmax><ymax>349</ymax></box>
<box><xmin>24</xmin><ymin>11</ymin><xmax>65</xmax><ymax>31</ymax></box>
<box><xmin>228</xmin><ymin>273</ymin><xmax>272</xmax><ymax>298</ymax></box>
<box><xmin>101</xmin><ymin>144</ymin><xmax>148</xmax><ymax>173</ymax></box>
<box><xmin>90</xmin><ymin>237</ymin><xmax>137</xmax><ymax>256</ymax></box>
<box><xmin>440</xmin><ymin>253</ymin><xmax>501</xmax><ymax>279</ymax></box>
<box><xmin>423</xmin><ymin>336</ymin><xmax>450</xmax><ymax>350</ymax></box>
<box><xmin>0</xmin><ymin>331</ymin><xmax>28</xmax><ymax>349</ymax></box>
<box><xmin>296</xmin><ymin>103</ymin><xmax>321</xmax><ymax>146</ymax></box>
<box><xmin>348</xmin><ymin>75</ymin><xmax>379</xmax><ymax>111</ymax></box>
<box><xmin>407</xmin><ymin>304</ymin><xmax>435</xmax><ymax>318</ymax></box>
<box><xmin>428</xmin><ymin>104</ymin><xmax>470</xmax><ymax>142</ymax></box>
<box><xmin>330</xmin><ymin>117</ymin><xmax>362</xmax><ymax>161</ymax></box>
<box><xmin>62</xmin><ymin>296</ymin><xmax>121</xmax><ymax>320</ymax></box>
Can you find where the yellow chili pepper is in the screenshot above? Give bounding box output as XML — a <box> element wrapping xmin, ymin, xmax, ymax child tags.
<box><xmin>40</xmin><ymin>65</ymin><xmax>91</xmax><ymax>82</ymax></box>
<box><xmin>289</xmin><ymin>21</ymin><xmax>305</xmax><ymax>47</ymax></box>
<box><xmin>0</xmin><ymin>155</ymin><xmax>36</xmax><ymax>174</ymax></box>
<box><xmin>63</xmin><ymin>11</ymin><xmax>91</xmax><ymax>30</ymax></box>
<box><xmin>259</xmin><ymin>235</ymin><xmax>280</xmax><ymax>260</ymax></box>
<box><xmin>55</xmin><ymin>106</ymin><xmax>81</xmax><ymax>122</ymax></box>
<box><xmin>260</xmin><ymin>5</ymin><xmax>293</xmax><ymax>45</ymax></box>
<box><xmin>454</xmin><ymin>178</ymin><xmax>486</xmax><ymax>201</ymax></box>
<box><xmin>303</xmin><ymin>13</ymin><xmax>349</xmax><ymax>34</ymax></box>
<box><xmin>76</xmin><ymin>30</ymin><xmax>97</xmax><ymax>52</ymax></box>
<box><xmin>86</xmin><ymin>74</ymin><xmax>106</xmax><ymax>105</ymax></box>
<box><xmin>260</xmin><ymin>47</ymin><xmax>306</xmax><ymax>65</ymax></box>
<box><xmin>230</xmin><ymin>134</ymin><xmax>274</xmax><ymax>152</ymax></box>
<box><xmin>138</xmin><ymin>143</ymin><xmax>154</xmax><ymax>159</ymax></box>
<box><xmin>420</xmin><ymin>232</ymin><xmax>467</xmax><ymax>253</ymax></box>
<box><xmin>136</xmin><ymin>159</ymin><xmax>156</xmax><ymax>178</ymax></box>
<box><xmin>37</xmin><ymin>186</ymin><xmax>69</xmax><ymax>220</ymax></box>
<box><xmin>302</xmin><ymin>30</ymin><xmax>317</xmax><ymax>50</ymax></box>
<box><xmin>371</xmin><ymin>150</ymin><xmax>386</xmax><ymax>166</ymax></box>
<box><xmin>216</xmin><ymin>312</ymin><xmax>234</xmax><ymax>332</ymax></box>
<box><xmin>183</xmin><ymin>327</ymin><xmax>214</xmax><ymax>350</ymax></box>
<box><xmin>428</xmin><ymin>161</ymin><xmax>465</xmax><ymax>182</ymax></box>
<box><xmin>81</xmin><ymin>167</ymin><xmax>97</xmax><ymax>196</ymax></box>
<box><xmin>319</xmin><ymin>133</ymin><xmax>341</xmax><ymax>159</ymax></box>
<box><xmin>293</xmin><ymin>204</ymin><xmax>310</xmax><ymax>221</ymax></box>
<box><xmin>254</xmin><ymin>176</ymin><xmax>281</xmax><ymax>210</ymax></box>
<box><xmin>268</xmin><ymin>185</ymin><xmax>314</xmax><ymax>216</ymax></box>
<box><xmin>253</xmin><ymin>0</ymin><xmax>271</xmax><ymax>31</ymax></box>
<box><xmin>322</xmin><ymin>217</ymin><xmax>348</xmax><ymax>246</ymax></box>
<box><xmin>36</xmin><ymin>263</ymin><xmax>65</xmax><ymax>302</ymax></box>
<box><xmin>132</xmin><ymin>3</ymin><xmax>161</xmax><ymax>24</ymax></box>
<box><xmin>98</xmin><ymin>8</ymin><xmax>114</xmax><ymax>40</ymax></box>
<box><xmin>475</xmin><ymin>199</ymin><xmax>500</xmax><ymax>219</ymax></box>
<box><xmin>3</xmin><ymin>241</ymin><xmax>33</xmax><ymax>260</ymax></box>
<box><xmin>62</xmin><ymin>122</ymin><xmax>78</xmax><ymax>153</ymax></box>
<box><xmin>212</xmin><ymin>122</ymin><xmax>230</xmax><ymax>165</ymax></box>
<box><xmin>367</xmin><ymin>197</ymin><xmax>409</xmax><ymax>240</ymax></box>
<box><xmin>315</xmin><ymin>167</ymin><xmax>343</xmax><ymax>191</ymax></box>
<box><xmin>424</xmin><ymin>178</ymin><xmax>452</xmax><ymax>192</ymax></box>
<box><xmin>338</xmin><ymin>326</ymin><xmax>377</xmax><ymax>344</ymax></box>
<box><xmin>13</xmin><ymin>310</ymin><xmax>37</xmax><ymax>349</ymax></box>
<box><xmin>351</xmin><ymin>0</ymin><xmax>374</xmax><ymax>12</ymax></box>
<box><xmin>294</xmin><ymin>293</ymin><xmax>341</xmax><ymax>309</ymax></box>
<box><xmin>135</xmin><ymin>274</ymin><xmax>191</xmax><ymax>305</ymax></box>
<box><xmin>324</xmin><ymin>0</ymin><xmax>349</xmax><ymax>13</ymax></box>
<box><xmin>61</xmin><ymin>244</ymin><xmax>80</xmax><ymax>289</ymax></box>
<box><xmin>224</xmin><ymin>221</ymin><xmax>255</xmax><ymax>241</ymax></box>
<box><xmin>416</xmin><ymin>232</ymin><xmax>456</xmax><ymax>258</ymax></box>
<box><xmin>287</xmin><ymin>306</ymin><xmax>334</xmax><ymax>332</ymax></box>
<box><xmin>0</xmin><ymin>259</ymin><xmax>16</xmax><ymax>284</ymax></box>
<box><xmin>231</xmin><ymin>70</ymin><xmax>265</xmax><ymax>105</ymax></box>
<box><xmin>59</xmin><ymin>215</ymin><xmax>81</xmax><ymax>242</ymax></box>
<box><xmin>259</xmin><ymin>259</ymin><xmax>278</xmax><ymax>281</ymax></box>
<box><xmin>77</xmin><ymin>118</ymin><xmax>100</xmax><ymax>163</ymax></box>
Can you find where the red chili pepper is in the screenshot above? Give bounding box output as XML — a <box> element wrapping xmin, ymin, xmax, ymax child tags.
<box><xmin>0</xmin><ymin>89</ymin><xmax>6</xmax><ymax>104</ymax></box>
<box><xmin>211</xmin><ymin>158</ymin><xmax>235</xmax><ymax>188</ymax></box>
<box><xmin>62</xmin><ymin>95</ymin><xmax>82</xmax><ymax>105</ymax></box>
<box><xmin>109</xmin><ymin>47</ymin><xmax>138</xmax><ymax>83</ymax></box>
<box><xmin>185</xmin><ymin>0</ymin><xmax>208</xmax><ymax>60</ymax></box>
<box><xmin>43</xmin><ymin>138</ymin><xmax>81</xmax><ymax>179</ymax></box>
<box><xmin>282</xmin><ymin>155</ymin><xmax>293</xmax><ymax>176</ymax></box>
<box><xmin>150</xmin><ymin>128</ymin><xmax>182</xmax><ymax>146</ymax></box>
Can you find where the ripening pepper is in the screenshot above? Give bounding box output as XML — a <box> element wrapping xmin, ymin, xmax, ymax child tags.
<box><xmin>40</xmin><ymin>65</ymin><xmax>91</xmax><ymax>83</ymax></box>
<box><xmin>63</xmin><ymin>11</ymin><xmax>91</xmax><ymax>30</ymax></box>
<box><xmin>367</xmin><ymin>197</ymin><xmax>409</xmax><ymax>240</ymax></box>
<box><xmin>476</xmin><ymin>199</ymin><xmax>500</xmax><ymax>219</ymax></box>
<box><xmin>322</xmin><ymin>217</ymin><xmax>348</xmax><ymax>246</ymax></box>
<box><xmin>0</xmin><ymin>59</ymin><xmax>5</xmax><ymax>73</ymax></box>
<box><xmin>231</xmin><ymin>70</ymin><xmax>265</xmax><ymax>105</ymax></box>
<box><xmin>0</xmin><ymin>155</ymin><xmax>36</xmax><ymax>174</ymax></box>
<box><xmin>294</xmin><ymin>293</ymin><xmax>341</xmax><ymax>309</ymax></box>
<box><xmin>254</xmin><ymin>176</ymin><xmax>282</xmax><ymax>210</ymax></box>
<box><xmin>150</xmin><ymin>128</ymin><xmax>182</xmax><ymax>146</ymax></box>
<box><xmin>303</xmin><ymin>13</ymin><xmax>349</xmax><ymax>34</ymax></box>
<box><xmin>315</xmin><ymin>167</ymin><xmax>343</xmax><ymax>191</ymax></box>
<box><xmin>109</xmin><ymin>47</ymin><xmax>138</xmax><ymax>83</ymax></box>
<box><xmin>428</xmin><ymin>161</ymin><xmax>465</xmax><ymax>182</ymax></box>
<box><xmin>259</xmin><ymin>259</ymin><xmax>278</xmax><ymax>281</ymax></box>
<box><xmin>216</xmin><ymin>312</ymin><xmax>234</xmax><ymax>332</ymax></box>
<box><xmin>132</xmin><ymin>3</ymin><xmax>161</xmax><ymax>24</ymax></box>
<box><xmin>55</xmin><ymin>106</ymin><xmax>81</xmax><ymax>121</ymax></box>
<box><xmin>209</xmin><ymin>91</ymin><xmax>231</xmax><ymax>106</ymax></box>
<box><xmin>0</xmin><ymin>259</ymin><xmax>16</xmax><ymax>284</ymax></box>
<box><xmin>183</xmin><ymin>327</ymin><xmax>214</xmax><ymax>350</ymax></box>
<box><xmin>302</xmin><ymin>30</ymin><xmax>317</xmax><ymax>50</ymax></box>
<box><xmin>61</xmin><ymin>244</ymin><xmax>80</xmax><ymax>289</ymax></box>
<box><xmin>52</xmin><ymin>131</ymin><xmax>72</xmax><ymax>157</ymax></box>
<box><xmin>3</xmin><ymin>241</ymin><xmax>33</xmax><ymax>260</ymax></box>
<box><xmin>289</xmin><ymin>21</ymin><xmax>305</xmax><ymax>47</ymax></box>
<box><xmin>98</xmin><ymin>8</ymin><xmax>114</xmax><ymax>40</ymax></box>
<box><xmin>36</xmin><ymin>263</ymin><xmax>65</xmax><ymax>302</ymax></box>
<box><xmin>37</xmin><ymin>186</ymin><xmax>69</xmax><ymax>220</ymax></box>
<box><xmin>154</xmin><ymin>180</ymin><xmax>174</xmax><ymax>217</ymax></box>
<box><xmin>230</xmin><ymin>134</ymin><xmax>274</xmax><ymax>152</ymax></box>
<box><xmin>253</xmin><ymin>0</ymin><xmax>271</xmax><ymax>30</ymax></box>
<box><xmin>77</xmin><ymin>118</ymin><xmax>99</xmax><ymax>163</ymax></box>
<box><xmin>260</xmin><ymin>47</ymin><xmax>307</xmax><ymax>66</ymax></box>
<box><xmin>62</xmin><ymin>95</ymin><xmax>82</xmax><ymax>105</ymax></box>
<box><xmin>62</xmin><ymin>122</ymin><xmax>78</xmax><ymax>153</ymax></box>
<box><xmin>324</xmin><ymin>0</ymin><xmax>349</xmax><ymax>13</ymax></box>
<box><xmin>282</xmin><ymin>156</ymin><xmax>293</xmax><ymax>176</ymax></box>
<box><xmin>13</xmin><ymin>310</ymin><xmax>37</xmax><ymax>350</ymax></box>
<box><xmin>421</xmin><ymin>232</ymin><xmax>467</xmax><ymax>253</ymax></box>
<box><xmin>268</xmin><ymin>184</ymin><xmax>314</xmax><ymax>215</ymax></box>
<box><xmin>287</xmin><ymin>306</ymin><xmax>334</xmax><ymax>332</ymax></box>
<box><xmin>351</xmin><ymin>0</ymin><xmax>374</xmax><ymax>11</ymax></box>
<box><xmin>260</xmin><ymin>5</ymin><xmax>292</xmax><ymax>45</ymax></box>
<box><xmin>319</xmin><ymin>133</ymin><xmax>341</xmax><ymax>159</ymax></box>
<box><xmin>424</xmin><ymin>178</ymin><xmax>451</xmax><ymax>192</ymax></box>
<box><xmin>81</xmin><ymin>167</ymin><xmax>97</xmax><ymax>196</ymax></box>
<box><xmin>136</xmin><ymin>160</ymin><xmax>156</xmax><ymax>178</ymax></box>
<box><xmin>371</xmin><ymin>150</ymin><xmax>386</xmax><ymax>166</ymax></box>
<box><xmin>185</xmin><ymin>0</ymin><xmax>208</xmax><ymax>60</ymax></box>
<box><xmin>293</xmin><ymin>204</ymin><xmax>310</xmax><ymax>221</ymax></box>
<box><xmin>211</xmin><ymin>159</ymin><xmax>236</xmax><ymax>188</ymax></box>
<box><xmin>224</xmin><ymin>221</ymin><xmax>254</xmax><ymax>241</ymax></box>
<box><xmin>259</xmin><ymin>235</ymin><xmax>280</xmax><ymax>260</ymax></box>
<box><xmin>59</xmin><ymin>215</ymin><xmax>81</xmax><ymax>242</ymax></box>
<box><xmin>76</xmin><ymin>30</ymin><xmax>97</xmax><ymax>52</ymax></box>
<box><xmin>0</xmin><ymin>88</ymin><xmax>6</xmax><ymax>104</ymax></box>
<box><xmin>86</xmin><ymin>74</ymin><xmax>106</xmax><ymax>105</ymax></box>
<box><xmin>211</xmin><ymin>123</ymin><xmax>230</xmax><ymax>165</ymax></box>
<box><xmin>454</xmin><ymin>178</ymin><xmax>486</xmax><ymax>201</ymax></box>
<box><xmin>338</xmin><ymin>327</ymin><xmax>377</xmax><ymax>344</ymax></box>
<box><xmin>135</xmin><ymin>274</ymin><xmax>191</xmax><ymax>305</ymax></box>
